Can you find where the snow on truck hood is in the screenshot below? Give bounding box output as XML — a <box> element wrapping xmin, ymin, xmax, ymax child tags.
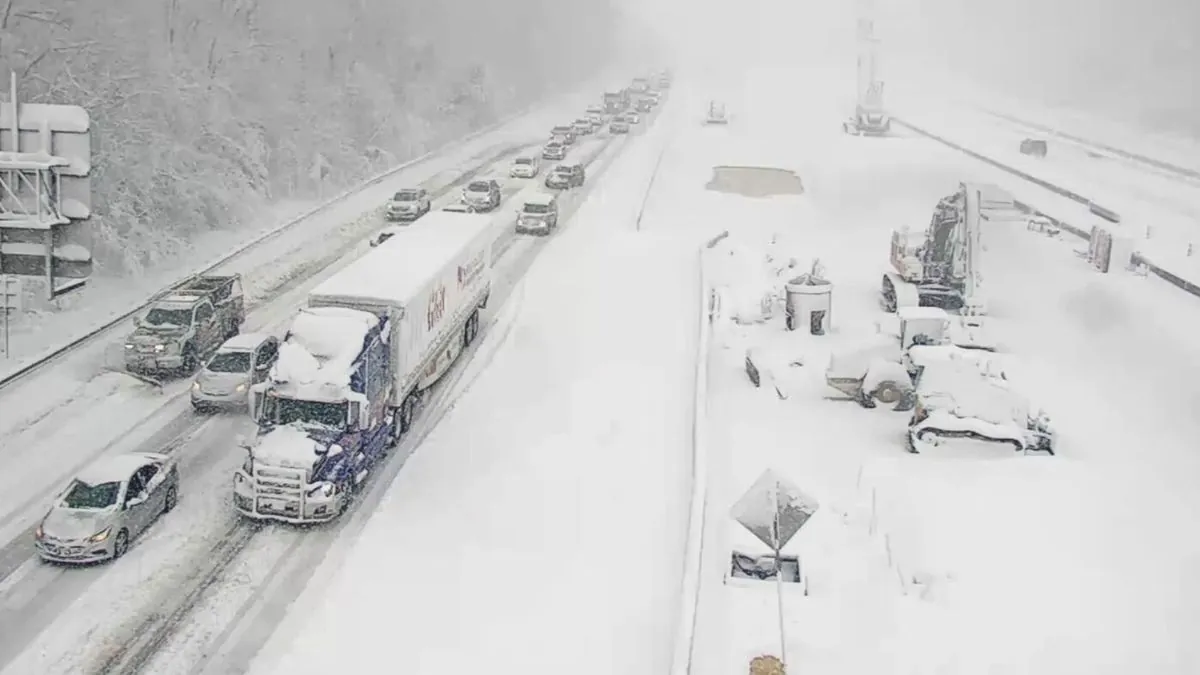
<box><xmin>271</xmin><ymin>307</ymin><xmax>378</xmax><ymax>397</ymax></box>
<box><xmin>252</xmin><ymin>425</ymin><xmax>323</xmax><ymax>470</ymax></box>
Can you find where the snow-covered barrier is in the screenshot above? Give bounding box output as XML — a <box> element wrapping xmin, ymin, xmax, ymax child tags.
<box><xmin>893</xmin><ymin>116</ymin><xmax>1200</xmax><ymax>300</ymax></box>
<box><xmin>670</xmin><ymin>230</ymin><xmax>727</xmax><ymax>675</ymax></box>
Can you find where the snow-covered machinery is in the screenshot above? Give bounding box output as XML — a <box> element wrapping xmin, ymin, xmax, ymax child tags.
<box><xmin>706</xmin><ymin>101</ymin><xmax>728</xmax><ymax>125</ymax></box>
<box><xmin>882</xmin><ymin>182</ymin><xmax>988</xmax><ymax>320</ymax></box>
<box><xmin>842</xmin><ymin>0</ymin><xmax>890</xmax><ymax>137</ymax></box>
<box><xmin>907</xmin><ymin>359</ymin><xmax>1055</xmax><ymax>455</ymax></box>
<box><xmin>234</xmin><ymin>212</ymin><xmax>493</xmax><ymax>523</ymax></box>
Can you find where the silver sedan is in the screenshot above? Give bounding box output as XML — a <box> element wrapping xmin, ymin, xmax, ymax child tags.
<box><xmin>35</xmin><ymin>452</ymin><xmax>180</xmax><ymax>564</ymax></box>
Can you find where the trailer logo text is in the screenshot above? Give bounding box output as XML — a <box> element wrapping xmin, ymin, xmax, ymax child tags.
<box><xmin>457</xmin><ymin>252</ymin><xmax>485</xmax><ymax>289</ymax></box>
<box><xmin>427</xmin><ymin>284</ymin><xmax>446</xmax><ymax>331</ymax></box>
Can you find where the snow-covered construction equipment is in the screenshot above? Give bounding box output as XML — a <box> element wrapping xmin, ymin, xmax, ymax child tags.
<box><xmin>907</xmin><ymin>359</ymin><xmax>1055</xmax><ymax>455</ymax></box>
<box><xmin>842</xmin><ymin>0</ymin><xmax>889</xmax><ymax>137</ymax></box>
<box><xmin>825</xmin><ymin>306</ymin><xmax>998</xmax><ymax>409</ymax></box>
<box><xmin>235</xmin><ymin>212</ymin><xmax>493</xmax><ymax>523</ymax></box>
<box><xmin>881</xmin><ymin>182</ymin><xmax>987</xmax><ymax>317</ymax></box>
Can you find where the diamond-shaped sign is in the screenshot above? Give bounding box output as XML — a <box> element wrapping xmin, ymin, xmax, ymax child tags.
<box><xmin>731</xmin><ymin>469</ymin><xmax>819</xmax><ymax>551</ymax></box>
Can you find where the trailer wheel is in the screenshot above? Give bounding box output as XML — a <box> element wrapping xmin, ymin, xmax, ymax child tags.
<box><xmin>872</xmin><ymin>381</ymin><xmax>903</xmax><ymax>404</ymax></box>
<box><xmin>399</xmin><ymin>391</ymin><xmax>417</xmax><ymax>434</ymax></box>
<box><xmin>463</xmin><ymin>309</ymin><xmax>480</xmax><ymax>346</ymax></box>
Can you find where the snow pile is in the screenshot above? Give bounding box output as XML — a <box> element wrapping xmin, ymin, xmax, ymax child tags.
<box><xmin>707</xmin><ymin>235</ymin><xmax>806</xmax><ymax>324</ymax></box>
<box><xmin>272</xmin><ymin>307</ymin><xmax>377</xmax><ymax>398</ymax></box>
<box><xmin>253</xmin><ymin>425</ymin><xmax>321</xmax><ymax>471</ymax></box>
<box><xmin>917</xmin><ymin>362</ymin><xmax>1025</xmax><ymax>428</ymax></box>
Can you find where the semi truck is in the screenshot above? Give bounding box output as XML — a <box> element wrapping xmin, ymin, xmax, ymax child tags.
<box><xmin>233</xmin><ymin>212</ymin><xmax>494</xmax><ymax>523</ymax></box>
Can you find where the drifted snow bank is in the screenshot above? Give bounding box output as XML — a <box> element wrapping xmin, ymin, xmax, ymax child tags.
<box><xmin>706</xmin><ymin>234</ymin><xmax>809</xmax><ymax>325</ymax></box>
<box><xmin>273</xmin><ymin>307</ymin><xmax>378</xmax><ymax>397</ymax></box>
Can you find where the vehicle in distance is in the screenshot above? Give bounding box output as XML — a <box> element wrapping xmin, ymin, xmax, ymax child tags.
<box><xmin>191</xmin><ymin>333</ymin><xmax>280</xmax><ymax>412</ymax></box>
<box><xmin>551</xmin><ymin>126</ymin><xmax>577</xmax><ymax>144</ymax></box>
<box><xmin>124</xmin><ymin>275</ymin><xmax>245</xmax><ymax>377</ymax></box>
<box><xmin>516</xmin><ymin>193</ymin><xmax>559</xmax><ymax>236</ymax></box>
<box><xmin>462</xmin><ymin>178</ymin><xmax>502</xmax><ymax>211</ymax></box>
<box><xmin>385</xmin><ymin>188</ymin><xmax>431</xmax><ymax>222</ymax></box>
<box><xmin>572</xmin><ymin>119</ymin><xmax>593</xmax><ymax>135</ymax></box>
<box><xmin>543</xmin><ymin>140</ymin><xmax>566</xmax><ymax>160</ymax></box>
<box><xmin>587</xmin><ymin>113</ymin><xmax>605</xmax><ymax>127</ymax></box>
<box><xmin>545</xmin><ymin>163</ymin><xmax>585</xmax><ymax>189</ymax></box>
<box><xmin>510</xmin><ymin>154</ymin><xmax>541</xmax><ymax>178</ymax></box>
<box><xmin>609</xmin><ymin>116</ymin><xmax>631</xmax><ymax>134</ymax></box>
<box><xmin>706</xmin><ymin>100</ymin><xmax>728</xmax><ymax>124</ymax></box>
<box><xmin>442</xmin><ymin>202</ymin><xmax>477</xmax><ymax>213</ymax></box>
<box><xmin>35</xmin><ymin>452</ymin><xmax>180</xmax><ymax>563</ymax></box>
<box><xmin>625</xmin><ymin>111</ymin><xmax>641</xmax><ymax>124</ymax></box>
<box><xmin>586</xmin><ymin>103</ymin><xmax>605</xmax><ymax>115</ymax></box>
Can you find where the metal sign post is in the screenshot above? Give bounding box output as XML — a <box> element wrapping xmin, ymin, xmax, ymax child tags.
<box><xmin>731</xmin><ymin>468</ymin><xmax>820</xmax><ymax>671</ymax></box>
<box><xmin>0</xmin><ymin>274</ymin><xmax>23</xmax><ymax>358</ymax></box>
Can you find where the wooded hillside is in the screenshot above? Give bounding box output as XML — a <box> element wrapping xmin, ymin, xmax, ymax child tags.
<box><xmin>0</xmin><ymin>0</ymin><xmax>619</xmax><ymax>274</ymax></box>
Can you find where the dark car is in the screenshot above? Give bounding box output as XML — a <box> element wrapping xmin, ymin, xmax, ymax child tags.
<box><xmin>545</xmin><ymin>163</ymin><xmax>585</xmax><ymax>189</ymax></box>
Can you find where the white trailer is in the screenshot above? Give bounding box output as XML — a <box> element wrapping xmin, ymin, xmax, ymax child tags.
<box><xmin>307</xmin><ymin>211</ymin><xmax>494</xmax><ymax>438</ymax></box>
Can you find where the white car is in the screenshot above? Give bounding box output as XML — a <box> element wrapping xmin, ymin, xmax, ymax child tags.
<box><xmin>191</xmin><ymin>333</ymin><xmax>280</xmax><ymax>411</ymax></box>
<box><xmin>572</xmin><ymin>119</ymin><xmax>593</xmax><ymax>135</ymax></box>
<box><xmin>385</xmin><ymin>188</ymin><xmax>431</xmax><ymax>221</ymax></box>
<box><xmin>510</xmin><ymin>155</ymin><xmax>541</xmax><ymax>178</ymax></box>
<box><xmin>516</xmin><ymin>193</ymin><xmax>559</xmax><ymax>235</ymax></box>
<box><xmin>543</xmin><ymin>141</ymin><xmax>566</xmax><ymax>160</ymax></box>
<box><xmin>35</xmin><ymin>452</ymin><xmax>181</xmax><ymax>563</ymax></box>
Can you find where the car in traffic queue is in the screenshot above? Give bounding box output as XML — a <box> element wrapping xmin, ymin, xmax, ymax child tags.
<box><xmin>551</xmin><ymin>125</ymin><xmax>577</xmax><ymax>144</ymax></box>
<box><xmin>384</xmin><ymin>188</ymin><xmax>431</xmax><ymax>222</ymax></box>
<box><xmin>34</xmin><ymin>452</ymin><xmax>181</xmax><ymax>563</ymax></box>
<box><xmin>510</xmin><ymin>154</ymin><xmax>541</xmax><ymax>178</ymax></box>
<box><xmin>572</xmin><ymin>119</ymin><xmax>593</xmax><ymax>135</ymax></box>
<box><xmin>516</xmin><ymin>192</ymin><xmax>560</xmax><ymax>236</ymax></box>
<box><xmin>191</xmin><ymin>333</ymin><xmax>280</xmax><ymax>412</ymax></box>
<box><xmin>625</xmin><ymin>111</ymin><xmax>641</xmax><ymax>124</ymax></box>
<box><xmin>462</xmin><ymin>178</ymin><xmax>502</xmax><ymax>211</ymax></box>
<box><xmin>609</xmin><ymin>116</ymin><xmax>631</xmax><ymax>134</ymax></box>
<box><xmin>545</xmin><ymin>162</ymin><xmax>586</xmax><ymax>190</ymax></box>
<box><xmin>543</xmin><ymin>140</ymin><xmax>567</xmax><ymax>160</ymax></box>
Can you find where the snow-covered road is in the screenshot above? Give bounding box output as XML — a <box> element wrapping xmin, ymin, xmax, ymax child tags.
<box><xmin>0</xmin><ymin>93</ymin><xmax>648</xmax><ymax>672</ymax></box>
<box><xmin>248</xmin><ymin>86</ymin><xmax>702</xmax><ymax>675</ymax></box>
<box><xmin>684</xmin><ymin>63</ymin><xmax>1200</xmax><ymax>673</ymax></box>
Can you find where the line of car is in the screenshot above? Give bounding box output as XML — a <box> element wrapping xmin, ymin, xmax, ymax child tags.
<box><xmin>31</xmin><ymin>75</ymin><xmax>673</xmax><ymax>567</ymax></box>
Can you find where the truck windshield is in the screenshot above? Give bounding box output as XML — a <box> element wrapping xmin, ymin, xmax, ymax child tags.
<box><xmin>207</xmin><ymin>351</ymin><xmax>252</xmax><ymax>373</ymax></box>
<box><xmin>143</xmin><ymin>308</ymin><xmax>191</xmax><ymax>326</ymax></box>
<box><xmin>273</xmin><ymin>396</ymin><xmax>347</xmax><ymax>428</ymax></box>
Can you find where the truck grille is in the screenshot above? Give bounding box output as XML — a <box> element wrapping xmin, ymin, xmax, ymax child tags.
<box><xmin>252</xmin><ymin>466</ymin><xmax>306</xmax><ymax>515</ymax></box>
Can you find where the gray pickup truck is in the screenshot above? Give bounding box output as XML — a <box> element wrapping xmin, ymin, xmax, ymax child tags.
<box><xmin>124</xmin><ymin>275</ymin><xmax>245</xmax><ymax>377</ymax></box>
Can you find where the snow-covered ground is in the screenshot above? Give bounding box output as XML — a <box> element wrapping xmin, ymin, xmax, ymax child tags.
<box><xmin>0</xmin><ymin>97</ymin><xmax>636</xmax><ymax>672</ymax></box>
<box><xmin>890</xmin><ymin>99</ymin><xmax>1200</xmax><ymax>284</ymax></box>
<box><xmin>247</xmin><ymin>88</ymin><xmax>704</xmax><ymax>675</ymax></box>
<box><xmin>680</xmin><ymin>63</ymin><xmax>1200</xmax><ymax>674</ymax></box>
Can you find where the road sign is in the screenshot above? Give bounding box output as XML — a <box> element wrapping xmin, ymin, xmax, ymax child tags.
<box><xmin>731</xmin><ymin>468</ymin><xmax>819</xmax><ymax>551</ymax></box>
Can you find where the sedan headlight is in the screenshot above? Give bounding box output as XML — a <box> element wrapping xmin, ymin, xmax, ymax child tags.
<box><xmin>235</xmin><ymin>383</ymin><xmax>246</xmax><ymax>393</ymax></box>
<box><xmin>35</xmin><ymin>523</ymin><xmax>44</xmax><ymax>540</ymax></box>
<box><xmin>153</xmin><ymin>344</ymin><xmax>165</xmax><ymax>353</ymax></box>
<box><xmin>89</xmin><ymin>527</ymin><xmax>111</xmax><ymax>543</ymax></box>
<box><xmin>193</xmin><ymin>381</ymin><xmax>201</xmax><ymax>391</ymax></box>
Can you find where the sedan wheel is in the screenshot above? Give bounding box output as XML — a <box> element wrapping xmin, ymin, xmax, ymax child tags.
<box><xmin>112</xmin><ymin>529</ymin><xmax>130</xmax><ymax>560</ymax></box>
<box><xmin>164</xmin><ymin>484</ymin><xmax>178</xmax><ymax>513</ymax></box>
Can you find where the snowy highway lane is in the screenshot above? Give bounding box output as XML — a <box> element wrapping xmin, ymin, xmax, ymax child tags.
<box><xmin>247</xmin><ymin>92</ymin><xmax>699</xmax><ymax>675</ymax></box>
<box><xmin>685</xmin><ymin>63</ymin><xmax>1200</xmax><ymax>673</ymax></box>
<box><xmin>0</xmin><ymin>82</ymin><xmax>615</xmax><ymax>544</ymax></box>
<box><xmin>0</xmin><ymin>121</ymin><xmax>633</xmax><ymax>674</ymax></box>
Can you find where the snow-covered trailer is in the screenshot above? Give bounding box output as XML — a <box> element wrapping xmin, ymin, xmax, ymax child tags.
<box><xmin>307</xmin><ymin>211</ymin><xmax>493</xmax><ymax>436</ymax></box>
<box><xmin>235</xmin><ymin>213</ymin><xmax>492</xmax><ymax>523</ymax></box>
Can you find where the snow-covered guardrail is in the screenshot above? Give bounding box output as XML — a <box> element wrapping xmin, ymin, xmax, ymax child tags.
<box><xmin>670</xmin><ymin>230</ymin><xmax>728</xmax><ymax>675</ymax></box>
<box><xmin>893</xmin><ymin>117</ymin><xmax>1200</xmax><ymax>301</ymax></box>
<box><xmin>0</xmin><ymin>87</ymin><xmax>588</xmax><ymax>392</ymax></box>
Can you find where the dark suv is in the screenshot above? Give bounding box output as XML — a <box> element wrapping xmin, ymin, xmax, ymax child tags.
<box><xmin>545</xmin><ymin>163</ymin><xmax>585</xmax><ymax>189</ymax></box>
